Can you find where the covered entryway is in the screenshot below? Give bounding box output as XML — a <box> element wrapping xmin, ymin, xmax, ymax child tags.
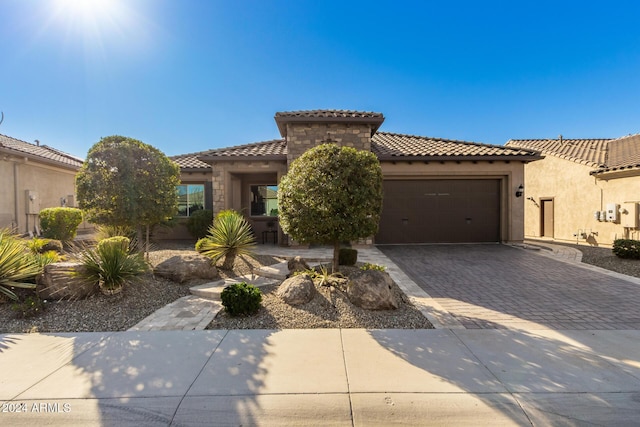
<box><xmin>376</xmin><ymin>179</ymin><xmax>500</xmax><ymax>244</ymax></box>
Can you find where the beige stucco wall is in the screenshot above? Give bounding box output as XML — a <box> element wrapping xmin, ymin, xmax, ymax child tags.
<box><xmin>381</xmin><ymin>160</ymin><xmax>527</xmax><ymax>243</ymax></box>
<box><xmin>0</xmin><ymin>157</ymin><xmax>78</xmax><ymax>234</ymax></box>
<box><xmin>523</xmin><ymin>155</ymin><xmax>640</xmax><ymax>246</ymax></box>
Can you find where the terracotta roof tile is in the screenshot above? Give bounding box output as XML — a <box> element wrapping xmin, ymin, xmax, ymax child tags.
<box><xmin>505</xmin><ymin>138</ymin><xmax>610</xmax><ymax>167</ymax></box>
<box><xmin>591</xmin><ymin>134</ymin><xmax>640</xmax><ymax>174</ymax></box>
<box><xmin>0</xmin><ymin>133</ymin><xmax>84</xmax><ymax>169</ymax></box>
<box><xmin>373</xmin><ymin>132</ymin><xmax>540</xmax><ymax>160</ymax></box>
<box><xmin>198</xmin><ymin>139</ymin><xmax>287</xmax><ymax>161</ymax></box>
<box><xmin>169</xmin><ymin>151</ymin><xmax>211</xmax><ymax>170</ymax></box>
<box><xmin>275</xmin><ymin>109</ymin><xmax>384</xmax><ymax>119</ymax></box>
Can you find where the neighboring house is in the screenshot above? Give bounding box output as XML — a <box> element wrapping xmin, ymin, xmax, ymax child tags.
<box><xmin>0</xmin><ymin>134</ymin><xmax>84</xmax><ymax>235</ymax></box>
<box><xmin>166</xmin><ymin>110</ymin><xmax>542</xmax><ymax>244</ymax></box>
<box><xmin>506</xmin><ymin>134</ymin><xmax>640</xmax><ymax>246</ymax></box>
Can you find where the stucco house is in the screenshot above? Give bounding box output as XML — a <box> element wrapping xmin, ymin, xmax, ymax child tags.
<box><xmin>0</xmin><ymin>134</ymin><xmax>84</xmax><ymax>235</ymax></box>
<box><xmin>506</xmin><ymin>134</ymin><xmax>640</xmax><ymax>246</ymax></box>
<box><xmin>164</xmin><ymin>110</ymin><xmax>542</xmax><ymax>245</ymax></box>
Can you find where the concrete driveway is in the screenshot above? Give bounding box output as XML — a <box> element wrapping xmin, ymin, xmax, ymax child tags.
<box><xmin>378</xmin><ymin>244</ymin><xmax>640</xmax><ymax>330</ymax></box>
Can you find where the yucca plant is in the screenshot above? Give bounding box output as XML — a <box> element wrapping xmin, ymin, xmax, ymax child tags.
<box><xmin>0</xmin><ymin>229</ymin><xmax>40</xmax><ymax>300</ymax></box>
<box><xmin>76</xmin><ymin>242</ymin><xmax>148</xmax><ymax>294</ymax></box>
<box><xmin>197</xmin><ymin>210</ymin><xmax>256</xmax><ymax>270</ymax></box>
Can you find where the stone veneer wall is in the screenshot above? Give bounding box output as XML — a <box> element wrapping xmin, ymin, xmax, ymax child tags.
<box><xmin>210</xmin><ymin>160</ymin><xmax>287</xmax><ymax>216</ymax></box>
<box><xmin>285</xmin><ymin>122</ymin><xmax>373</xmax><ymax>164</ymax></box>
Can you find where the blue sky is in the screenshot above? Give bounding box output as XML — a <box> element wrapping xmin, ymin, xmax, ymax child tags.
<box><xmin>1</xmin><ymin>0</ymin><xmax>639</xmax><ymax>159</ymax></box>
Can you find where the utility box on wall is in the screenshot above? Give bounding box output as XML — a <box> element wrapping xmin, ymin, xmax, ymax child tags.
<box><xmin>622</xmin><ymin>202</ymin><xmax>639</xmax><ymax>228</ymax></box>
<box><xmin>25</xmin><ymin>190</ymin><xmax>40</xmax><ymax>214</ymax></box>
<box><xmin>606</xmin><ymin>203</ymin><xmax>619</xmax><ymax>223</ymax></box>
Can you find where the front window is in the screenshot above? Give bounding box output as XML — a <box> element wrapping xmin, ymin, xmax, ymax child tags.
<box><xmin>251</xmin><ymin>185</ymin><xmax>278</xmax><ymax>216</ymax></box>
<box><xmin>177</xmin><ymin>184</ymin><xmax>205</xmax><ymax>217</ymax></box>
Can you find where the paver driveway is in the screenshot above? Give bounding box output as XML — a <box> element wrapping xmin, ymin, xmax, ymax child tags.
<box><xmin>379</xmin><ymin>244</ymin><xmax>640</xmax><ymax>330</ymax></box>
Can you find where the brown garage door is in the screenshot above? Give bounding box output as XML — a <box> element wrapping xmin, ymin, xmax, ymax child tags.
<box><xmin>376</xmin><ymin>179</ymin><xmax>500</xmax><ymax>244</ymax></box>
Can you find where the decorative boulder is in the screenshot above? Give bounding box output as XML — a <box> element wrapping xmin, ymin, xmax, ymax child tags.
<box><xmin>153</xmin><ymin>254</ymin><xmax>219</xmax><ymax>283</ymax></box>
<box><xmin>277</xmin><ymin>274</ymin><xmax>316</xmax><ymax>305</ymax></box>
<box><xmin>37</xmin><ymin>262</ymin><xmax>96</xmax><ymax>300</ymax></box>
<box><xmin>347</xmin><ymin>270</ymin><xmax>398</xmax><ymax>310</ymax></box>
<box><xmin>287</xmin><ymin>256</ymin><xmax>310</xmax><ymax>275</ymax></box>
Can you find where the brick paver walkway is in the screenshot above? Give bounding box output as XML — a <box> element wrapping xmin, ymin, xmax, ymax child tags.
<box><xmin>379</xmin><ymin>244</ymin><xmax>640</xmax><ymax>330</ymax></box>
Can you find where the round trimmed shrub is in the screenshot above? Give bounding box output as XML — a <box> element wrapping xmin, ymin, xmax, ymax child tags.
<box><xmin>221</xmin><ymin>282</ymin><xmax>262</xmax><ymax>316</ymax></box>
<box><xmin>97</xmin><ymin>236</ymin><xmax>131</xmax><ymax>253</ymax></box>
<box><xmin>39</xmin><ymin>207</ymin><xmax>83</xmax><ymax>241</ymax></box>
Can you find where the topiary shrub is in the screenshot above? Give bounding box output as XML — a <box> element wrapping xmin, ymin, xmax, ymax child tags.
<box><xmin>612</xmin><ymin>239</ymin><xmax>640</xmax><ymax>259</ymax></box>
<box><xmin>97</xmin><ymin>236</ymin><xmax>131</xmax><ymax>253</ymax></box>
<box><xmin>39</xmin><ymin>207</ymin><xmax>83</xmax><ymax>242</ymax></box>
<box><xmin>220</xmin><ymin>282</ymin><xmax>262</xmax><ymax>316</ymax></box>
<box><xmin>186</xmin><ymin>209</ymin><xmax>213</xmax><ymax>239</ymax></box>
<box><xmin>339</xmin><ymin>248</ymin><xmax>358</xmax><ymax>266</ymax></box>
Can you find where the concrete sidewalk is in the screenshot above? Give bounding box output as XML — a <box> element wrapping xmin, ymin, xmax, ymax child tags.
<box><xmin>2</xmin><ymin>328</ymin><xmax>640</xmax><ymax>426</ymax></box>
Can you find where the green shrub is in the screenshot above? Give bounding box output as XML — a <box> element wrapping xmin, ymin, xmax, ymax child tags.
<box><xmin>198</xmin><ymin>210</ymin><xmax>256</xmax><ymax>269</ymax></box>
<box><xmin>195</xmin><ymin>237</ymin><xmax>208</xmax><ymax>252</ymax></box>
<box><xmin>97</xmin><ymin>236</ymin><xmax>131</xmax><ymax>253</ymax></box>
<box><xmin>186</xmin><ymin>209</ymin><xmax>213</xmax><ymax>239</ymax></box>
<box><xmin>220</xmin><ymin>282</ymin><xmax>262</xmax><ymax>316</ymax></box>
<box><xmin>76</xmin><ymin>241</ymin><xmax>148</xmax><ymax>294</ymax></box>
<box><xmin>0</xmin><ymin>229</ymin><xmax>40</xmax><ymax>300</ymax></box>
<box><xmin>27</xmin><ymin>238</ymin><xmax>63</xmax><ymax>254</ymax></box>
<box><xmin>39</xmin><ymin>207</ymin><xmax>83</xmax><ymax>241</ymax></box>
<box><xmin>338</xmin><ymin>248</ymin><xmax>358</xmax><ymax>266</ymax></box>
<box><xmin>612</xmin><ymin>239</ymin><xmax>640</xmax><ymax>259</ymax></box>
<box><xmin>360</xmin><ymin>262</ymin><xmax>386</xmax><ymax>272</ymax></box>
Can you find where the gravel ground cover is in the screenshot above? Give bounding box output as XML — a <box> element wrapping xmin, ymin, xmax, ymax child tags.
<box><xmin>0</xmin><ymin>242</ymin><xmax>432</xmax><ymax>333</ymax></box>
<box><xmin>555</xmin><ymin>242</ymin><xmax>640</xmax><ymax>278</ymax></box>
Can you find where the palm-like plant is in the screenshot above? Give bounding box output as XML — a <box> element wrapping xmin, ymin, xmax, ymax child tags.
<box><xmin>0</xmin><ymin>230</ymin><xmax>40</xmax><ymax>300</ymax></box>
<box><xmin>76</xmin><ymin>243</ymin><xmax>148</xmax><ymax>294</ymax></box>
<box><xmin>197</xmin><ymin>211</ymin><xmax>256</xmax><ymax>270</ymax></box>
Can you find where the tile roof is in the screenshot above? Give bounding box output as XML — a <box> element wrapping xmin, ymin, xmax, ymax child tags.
<box><xmin>169</xmin><ymin>150</ymin><xmax>211</xmax><ymax>170</ymax></box>
<box><xmin>505</xmin><ymin>138</ymin><xmax>610</xmax><ymax>167</ymax></box>
<box><xmin>373</xmin><ymin>132</ymin><xmax>541</xmax><ymax>160</ymax></box>
<box><xmin>198</xmin><ymin>139</ymin><xmax>287</xmax><ymax>161</ymax></box>
<box><xmin>592</xmin><ymin>134</ymin><xmax>640</xmax><ymax>174</ymax></box>
<box><xmin>275</xmin><ymin>110</ymin><xmax>384</xmax><ymax>119</ymax></box>
<box><xmin>274</xmin><ymin>109</ymin><xmax>385</xmax><ymax>137</ymax></box>
<box><xmin>0</xmin><ymin>133</ymin><xmax>84</xmax><ymax>169</ymax></box>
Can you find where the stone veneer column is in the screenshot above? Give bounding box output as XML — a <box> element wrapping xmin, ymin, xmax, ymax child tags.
<box><xmin>286</xmin><ymin>122</ymin><xmax>373</xmax><ymax>165</ymax></box>
<box><xmin>210</xmin><ymin>166</ymin><xmax>225</xmax><ymax>216</ymax></box>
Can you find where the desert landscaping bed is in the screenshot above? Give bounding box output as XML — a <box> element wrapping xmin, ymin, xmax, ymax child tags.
<box><xmin>0</xmin><ymin>243</ymin><xmax>432</xmax><ymax>333</ymax></box>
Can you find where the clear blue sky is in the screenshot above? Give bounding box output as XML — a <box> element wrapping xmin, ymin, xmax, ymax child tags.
<box><xmin>1</xmin><ymin>0</ymin><xmax>639</xmax><ymax>159</ymax></box>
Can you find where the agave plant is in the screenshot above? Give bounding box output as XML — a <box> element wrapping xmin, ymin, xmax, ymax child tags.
<box><xmin>197</xmin><ymin>211</ymin><xmax>256</xmax><ymax>270</ymax></box>
<box><xmin>0</xmin><ymin>229</ymin><xmax>40</xmax><ymax>300</ymax></box>
<box><xmin>76</xmin><ymin>242</ymin><xmax>148</xmax><ymax>294</ymax></box>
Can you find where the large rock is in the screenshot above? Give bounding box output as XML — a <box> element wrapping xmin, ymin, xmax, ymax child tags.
<box><xmin>277</xmin><ymin>274</ymin><xmax>316</xmax><ymax>305</ymax></box>
<box><xmin>153</xmin><ymin>254</ymin><xmax>219</xmax><ymax>283</ymax></box>
<box><xmin>37</xmin><ymin>262</ymin><xmax>96</xmax><ymax>300</ymax></box>
<box><xmin>347</xmin><ymin>270</ymin><xmax>398</xmax><ymax>310</ymax></box>
<box><xmin>287</xmin><ymin>256</ymin><xmax>310</xmax><ymax>275</ymax></box>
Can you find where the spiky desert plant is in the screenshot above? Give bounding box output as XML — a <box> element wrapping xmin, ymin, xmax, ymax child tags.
<box><xmin>197</xmin><ymin>210</ymin><xmax>256</xmax><ymax>270</ymax></box>
<box><xmin>76</xmin><ymin>242</ymin><xmax>148</xmax><ymax>294</ymax></box>
<box><xmin>0</xmin><ymin>229</ymin><xmax>39</xmax><ymax>300</ymax></box>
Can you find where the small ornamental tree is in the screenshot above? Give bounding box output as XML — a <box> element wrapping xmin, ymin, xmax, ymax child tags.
<box><xmin>75</xmin><ymin>135</ymin><xmax>180</xmax><ymax>252</ymax></box>
<box><xmin>278</xmin><ymin>143</ymin><xmax>383</xmax><ymax>272</ymax></box>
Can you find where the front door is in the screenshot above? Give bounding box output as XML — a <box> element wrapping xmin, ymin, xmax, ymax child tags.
<box><xmin>541</xmin><ymin>199</ymin><xmax>554</xmax><ymax>238</ymax></box>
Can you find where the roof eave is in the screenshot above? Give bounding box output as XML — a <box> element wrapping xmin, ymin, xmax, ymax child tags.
<box><xmin>199</xmin><ymin>154</ymin><xmax>288</xmax><ymax>163</ymax></box>
<box><xmin>0</xmin><ymin>146</ymin><xmax>82</xmax><ymax>171</ymax></box>
<box><xmin>275</xmin><ymin>115</ymin><xmax>385</xmax><ymax>138</ymax></box>
<box><xmin>376</xmin><ymin>154</ymin><xmax>544</xmax><ymax>162</ymax></box>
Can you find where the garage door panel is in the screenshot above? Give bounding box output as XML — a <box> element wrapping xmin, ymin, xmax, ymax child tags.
<box><xmin>377</xmin><ymin>179</ymin><xmax>500</xmax><ymax>244</ymax></box>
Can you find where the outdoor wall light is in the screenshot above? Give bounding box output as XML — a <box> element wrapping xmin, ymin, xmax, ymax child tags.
<box><xmin>515</xmin><ymin>184</ymin><xmax>524</xmax><ymax>198</ymax></box>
